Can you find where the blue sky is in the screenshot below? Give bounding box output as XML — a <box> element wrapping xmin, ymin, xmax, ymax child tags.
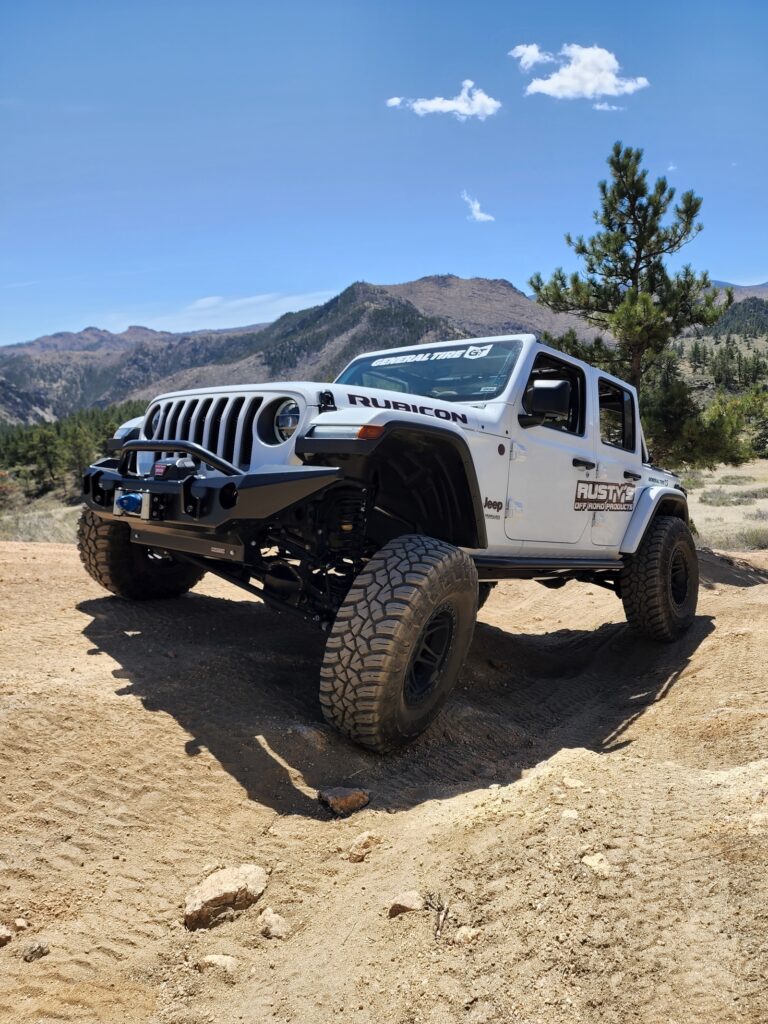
<box><xmin>1</xmin><ymin>0</ymin><xmax>766</xmax><ymax>346</ymax></box>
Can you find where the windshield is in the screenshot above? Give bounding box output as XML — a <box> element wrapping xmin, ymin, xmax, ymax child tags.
<box><xmin>335</xmin><ymin>340</ymin><xmax>524</xmax><ymax>402</ymax></box>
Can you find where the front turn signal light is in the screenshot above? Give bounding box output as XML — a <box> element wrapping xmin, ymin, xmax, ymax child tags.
<box><xmin>357</xmin><ymin>424</ymin><xmax>385</xmax><ymax>440</ymax></box>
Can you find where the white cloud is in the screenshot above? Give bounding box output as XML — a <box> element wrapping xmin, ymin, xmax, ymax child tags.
<box><xmin>461</xmin><ymin>190</ymin><xmax>495</xmax><ymax>222</ymax></box>
<box><xmin>188</xmin><ymin>295</ymin><xmax>224</xmax><ymax>310</ymax></box>
<box><xmin>593</xmin><ymin>101</ymin><xmax>623</xmax><ymax>112</ymax></box>
<box><xmin>509</xmin><ymin>44</ymin><xmax>556</xmax><ymax>72</ymax></box>
<box><xmin>388</xmin><ymin>79</ymin><xmax>501</xmax><ymax>121</ymax></box>
<box><xmin>103</xmin><ymin>291</ymin><xmax>338</xmax><ymax>334</ymax></box>
<box><xmin>667</xmin><ymin>163</ymin><xmax>677</xmax><ymax>172</ymax></box>
<box><xmin>521</xmin><ymin>44</ymin><xmax>649</xmax><ymax>102</ymax></box>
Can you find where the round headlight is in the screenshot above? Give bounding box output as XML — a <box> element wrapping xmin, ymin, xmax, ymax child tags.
<box><xmin>147</xmin><ymin>406</ymin><xmax>162</xmax><ymax>438</ymax></box>
<box><xmin>273</xmin><ymin>399</ymin><xmax>300</xmax><ymax>443</ymax></box>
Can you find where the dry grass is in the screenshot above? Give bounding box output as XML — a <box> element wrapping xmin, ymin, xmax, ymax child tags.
<box><xmin>700</xmin><ymin>488</ymin><xmax>756</xmax><ymax>506</ymax></box>
<box><xmin>717</xmin><ymin>474</ymin><xmax>757</xmax><ymax>485</ymax></box>
<box><xmin>688</xmin><ymin>458</ymin><xmax>768</xmax><ymax>550</ymax></box>
<box><xmin>0</xmin><ymin>499</ymin><xmax>79</xmax><ymax>543</ymax></box>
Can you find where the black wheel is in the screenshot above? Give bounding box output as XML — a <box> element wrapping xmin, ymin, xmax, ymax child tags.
<box><xmin>319</xmin><ymin>534</ymin><xmax>478</xmax><ymax>751</ymax></box>
<box><xmin>77</xmin><ymin>508</ymin><xmax>205</xmax><ymax>600</ymax></box>
<box><xmin>620</xmin><ymin>515</ymin><xmax>698</xmax><ymax>642</ymax></box>
<box><xmin>477</xmin><ymin>582</ymin><xmax>496</xmax><ymax>611</ymax></box>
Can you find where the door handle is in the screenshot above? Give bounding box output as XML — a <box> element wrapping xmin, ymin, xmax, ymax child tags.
<box><xmin>572</xmin><ymin>458</ymin><xmax>596</xmax><ymax>470</ymax></box>
<box><xmin>624</xmin><ymin>470</ymin><xmax>642</xmax><ymax>481</ymax></box>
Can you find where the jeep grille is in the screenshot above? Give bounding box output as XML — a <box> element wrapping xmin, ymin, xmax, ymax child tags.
<box><xmin>143</xmin><ymin>395</ymin><xmax>264</xmax><ymax>469</ymax></box>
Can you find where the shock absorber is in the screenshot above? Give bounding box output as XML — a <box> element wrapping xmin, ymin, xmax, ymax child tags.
<box><xmin>330</xmin><ymin>488</ymin><xmax>368</xmax><ymax>563</ymax></box>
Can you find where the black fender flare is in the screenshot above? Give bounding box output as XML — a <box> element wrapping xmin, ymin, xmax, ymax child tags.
<box><xmin>296</xmin><ymin>420</ymin><xmax>488</xmax><ymax>549</ymax></box>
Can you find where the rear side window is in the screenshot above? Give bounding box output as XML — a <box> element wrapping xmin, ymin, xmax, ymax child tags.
<box><xmin>599</xmin><ymin>379</ymin><xmax>636</xmax><ymax>451</ymax></box>
<box><xmin>522</xmin><ymin>353</ymin><xmax>586</xmax><ymax>435</ymax></box>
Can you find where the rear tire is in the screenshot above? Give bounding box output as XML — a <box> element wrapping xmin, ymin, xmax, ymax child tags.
<box><xmin>320</xmin><ymin>534</ymin><xmax>478</xmax><ymax>751</ymax></box>
<box><xmin>77</xmin><ymin>508</ymin><xmax>205</xmax><ymax>600</ymax></box>
<box><xmin>620</xmin><ymin>515</ymin><xmax>698</xmax><ymax>642</ymax></box>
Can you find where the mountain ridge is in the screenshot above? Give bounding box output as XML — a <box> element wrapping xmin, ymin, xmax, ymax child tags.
<box><xmin>0</xmin><ymin>272</ymin><xmax>755</xmax><ymax>425</ymax></box>
<box><xmin>712</xmin><ymin>280</ymin><xmax>768</xmax><ymax>301</ymax></box>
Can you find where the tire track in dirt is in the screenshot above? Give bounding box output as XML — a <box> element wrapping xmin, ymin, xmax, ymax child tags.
<box><xmin>1</xmin><ymin>542</ymin><xmax>766</xmax><ymax>1023</ymax></box>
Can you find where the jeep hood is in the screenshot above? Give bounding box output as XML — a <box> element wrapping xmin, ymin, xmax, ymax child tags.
<box><xmin>148</xmin><ymin>381</ymin><xmax>489</xmax><ymax>433</ymax></box>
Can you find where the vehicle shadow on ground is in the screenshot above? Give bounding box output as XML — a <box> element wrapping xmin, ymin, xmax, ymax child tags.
<box><xmin>78</xmin><ymin>579</ymin><xmax>721</xmax><ymax>819</ymax></box>
<box><xmin>697</xmin><ymin>548</ymin><xmax>768</xmax><ymax>589</ymax></box>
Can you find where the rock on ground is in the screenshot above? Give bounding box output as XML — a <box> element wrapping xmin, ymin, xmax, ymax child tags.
<box><xmin>388</xmin><ymin>891</ymin><xmax>425</xmax><ymax>918</ymax></box>
<box><xmin>22</xmin><ymin>943</ymin><xmax>49</xmax><ymax>962</ymax></box>
<box><xmin>348</xmin><ymin>831</ymin><xmax>383</xmax><ymax>862</ymax></box>
<box><xmin>257</xmin><ymin>907</ymin><xmax>290</xmax><ymax>939</ymax></box>
<box><xmin>581</xmin><ymin>852</ymin><xmax>612</xmax><ymax>878</ymax></box>
<box><xmin>184</xmin><ymin>864</ymin><xmax>268</xmax><ymax>930</ymax></box>
<box><xmin>0</xmin><ymin>926</ymin><xmax>12</xmax><ymax>947</ymax></box>
<box><xmin>197</xmin><ymin>954</ymin><xmax>239</xmax><ymax>976</ymax></box>
<box><xmin>318</xmin><ymin>787</ymin><xmax>370</xmax><ymax>817</ymax></box>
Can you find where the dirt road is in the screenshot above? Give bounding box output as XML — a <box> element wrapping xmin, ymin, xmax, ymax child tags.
<box><xmin>1</xmin><ymin>542</ymin><xmax>766</xmax><ymax>1023</ymax></box>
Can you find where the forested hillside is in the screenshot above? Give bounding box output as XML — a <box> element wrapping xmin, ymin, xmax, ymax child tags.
<box><xmin>0</xmin><ymin>275</ymin><xmax>601</xmax><ymax>426</ymax></box>
<box><xmin>711</xmin><ymin>297</ymin><xmax>768</xmax><ymax>338</ymax></box>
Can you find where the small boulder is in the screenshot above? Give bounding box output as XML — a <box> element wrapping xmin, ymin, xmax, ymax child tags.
<box><xmin>348</xmin><ymin>831</ymin><xmax>383</xmax><ymax>863</ymax></box>
<box><xmin>198</xmin><ymin>954</ymin><xmax>239</xmax><ymax>976</ymax></box>
<box><xmin>0</xmin><ymin>926</ymin><xmax>12</xmax><ymax>947</ymax></box>
<box><xmin>563</xmin><ymin>776</ymin><xmax>584</xmax><ymax>790</ymax></box>
<box><xmin>318</xmin><ymin>787</ymin><xmax>370</xmax><ymax>817</ymax></box>
<box><xmin>22</xmin><ymin>942</ymin><xmax>49</xmax><ymax>962</ymax></box>
<box><xmin>257</xmin><ymin>907</ymin><xmax>290</xmax><ymax>940</ymax></box>
<box><xmin>184</xmin><ymin>864</ymin><xmax>268</xmax><ymax>930</ymax></box>
<box><xmin>562</xmin><ymin>809</ymin><xmax>579</xmax><ymax>822</ymax></box>
<box><xmin>13</xmin><ymin>918</ymin><xmax>29</xmax><ymax>932</ymax></box>
<box><xmin>453</xmin><ymin>926</ymin><xmax>480</xmax><ymax>945</ymax></box>
<box><xmin>581</xmin><ymin>852</ymin><xmax>611</xmax><ymax>878</ymax></box>
<box><xmin>388</xmin><ymin>891</ymin><xmax>425</xmax><ymax>918</ymax></box>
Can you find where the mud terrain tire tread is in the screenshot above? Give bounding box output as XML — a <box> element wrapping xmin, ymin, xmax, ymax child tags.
<box><xmin>620</xmin><ymin>515</ymin><xmax>698</xmax><ymax>642</ymax></box>
<box><xmin>320</xmin><ymin>534</ymin><xmax>478</xmax><ymax>752</ymax></box>
<box><xmin>78</xmin><ymin>508</ymin><xmax>205</xmax><ymax>600</ymax></box>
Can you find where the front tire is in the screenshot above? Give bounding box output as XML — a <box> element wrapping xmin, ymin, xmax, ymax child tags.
<box><xmin>320</xmin><ymin>534</ymin><xmax>478</xmax><ymax>751</ymax></box>
<box><xmin>77</xmin><ymin>508</ymin><xmax>205</xmax><ymax>600</ymax></box>
<box><xmin>620</xmin><ymin>515</ymin><xmax>698</xmax><ymax>642</ymax></box>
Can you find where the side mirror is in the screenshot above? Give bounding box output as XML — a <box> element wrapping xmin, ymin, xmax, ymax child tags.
<box><xmin>519</xmin><ymin>379</ymin><xmax>571</xmax><ymax>427</ymax></box>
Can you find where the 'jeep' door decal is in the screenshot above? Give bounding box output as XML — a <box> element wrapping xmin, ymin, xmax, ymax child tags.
<box><xmin>574</xmin><ymin>481</ymin><xmax>635</xmax><ymax>512</ymax></box>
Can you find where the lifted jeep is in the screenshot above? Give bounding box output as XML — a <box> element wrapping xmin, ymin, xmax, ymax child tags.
<box><xmin>79</xmin><ymin>334</ymin><xmax>698</xmax><ymax>750</ymax></box>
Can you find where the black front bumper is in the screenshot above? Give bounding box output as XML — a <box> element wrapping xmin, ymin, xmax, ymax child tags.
<box><xmin>83</xmin><ymin>439</ymin><xmax>340</xmax><ymax>548</ymax></box>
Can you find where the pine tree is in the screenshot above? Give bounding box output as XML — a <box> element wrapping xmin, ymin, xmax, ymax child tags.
<box><xmin>641</xmin><ymin>353</ymin><xmax>746</xmax><ymax>466</ymax></box>
<box><xmin>529</xmin><ymin>142</ymin><xmax>731</xmax><ymax>390</ymax></box>
<box><xmin>27</xmin><ymin>427</ymin><xmax>64</xmax><ymax>488</ymax></box>
<box><xmin>691</xmin><ymin>339</ymin><xmax>702</xmax><ymax>370</ymax></box>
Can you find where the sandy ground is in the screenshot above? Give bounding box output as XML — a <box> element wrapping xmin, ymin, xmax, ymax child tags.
<box><xmin>0</xmin><ymin>542</ymin><xmax>767</xmax><ymax>1024</ymax></box>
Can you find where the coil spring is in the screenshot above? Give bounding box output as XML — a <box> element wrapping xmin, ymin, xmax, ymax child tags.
<box><xmin>334</xmin><ymin>491</ymin><xmax>367</xmax><ymax>562</ymax></box>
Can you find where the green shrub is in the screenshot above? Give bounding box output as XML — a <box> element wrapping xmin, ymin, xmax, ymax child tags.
<box><xmin>680</xmin><ymin>470</ymin><xmax>706</xmax><ymax>491</ymax></box>
<box><xmin>736</xmin><ymin>526</ymin><xmax>768</xmax><ymax>550</ymax></box>
<box><xmin>700</xmin><ymin>488</ymin><xmax>755</xmax><ymax>506</ymax></box>
<box><xmin>717</xmin><ymin>474</ymin><xmax>757</xmax><ymax>485</ymax></box>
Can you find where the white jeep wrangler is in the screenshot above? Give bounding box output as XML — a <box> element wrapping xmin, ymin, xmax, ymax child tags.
<box><xmin>79</xmin><ymin>334</ymin><xmax>698</xmax><ymax>750</ymax></box>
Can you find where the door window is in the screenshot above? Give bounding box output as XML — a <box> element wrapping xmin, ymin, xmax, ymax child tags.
<box><xmin>522</xmin><ymin>353</ymin><xmax>586</xmax><ymax>435</ymax></box>
<box><xmin>599</xmin><ymin>379</ymin><xmax>636</xmax><ymax>452</ymax></box>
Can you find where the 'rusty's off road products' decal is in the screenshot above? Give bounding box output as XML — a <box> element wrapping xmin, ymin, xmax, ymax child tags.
<box><xmin>574</xmin><ymin>481</ymin><xmax>635</xmax><ymax>512</ymax></box>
